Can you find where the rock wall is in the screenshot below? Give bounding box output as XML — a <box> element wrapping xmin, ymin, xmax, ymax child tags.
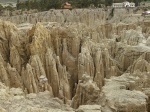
<box><xmin>0</xmin><ymin>8</ymin><xmax>145</xmax><ymax>25</ymax></box>
<box><xmin>0</xmin><ymin>9</ymin><xmax>106</xmax><ymax>25</ymax></box>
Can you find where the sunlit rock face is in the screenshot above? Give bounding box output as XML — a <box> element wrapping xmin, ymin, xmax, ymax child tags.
<box><xmin>0</xmin><ymin>8</ymin><xmax>150</xmax><ymax>112</ymax></box>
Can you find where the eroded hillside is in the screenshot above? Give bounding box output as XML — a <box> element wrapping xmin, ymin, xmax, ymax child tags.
<box><xmin>0</xmin><ymin>8</ymin><xmax>150</xmax><ymax>112</ymax></box>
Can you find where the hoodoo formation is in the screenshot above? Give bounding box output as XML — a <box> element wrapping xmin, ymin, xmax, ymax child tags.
<box><xmin>0</xmin><ymin>7</ymin><xmax>150</xmax><ymax>112</ymax></box>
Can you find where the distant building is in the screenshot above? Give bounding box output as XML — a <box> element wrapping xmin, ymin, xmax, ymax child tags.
<box><xmin>112</xmin><ymin>1</ymin><xmax>135</xmax><ymax>8</ymax></box>
<box><xmin>63</xmin><ymin>2</ymin><xmax>72</xmax><ymax>9</ymax></box>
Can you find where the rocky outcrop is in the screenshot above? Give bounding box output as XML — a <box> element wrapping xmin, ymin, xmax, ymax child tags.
<box><xmin>102</xmin><ymin>72</ymin><xmax>150</xmax><ymax>112</ymax></box>
<box><xmin>71</xmin><ymin>74</ymin><xmax>100</xmax><ymax>109</ymax></box>
<box><xmin>0</xmin><ymin>8</ymin><xmax>150</xmax><ymax>112</ymax></box>
<box><xmin>0</xmin><ymin>9</ymin><xmax>106</xmax><ymax>25</ymax></box>
<box><xmin>0</xmin><ymin>82</ymin><xmax>74</xmax><ymax>112</ymax></box>
<box><xmin>76</xmin><ymin>105</ymin><xmax>102</xmax><ymax>112</ymax></box>
<box><xmin>0</xmin><ymin>8</ymin><xmax>146</xmax><ymax>26</ymax></box>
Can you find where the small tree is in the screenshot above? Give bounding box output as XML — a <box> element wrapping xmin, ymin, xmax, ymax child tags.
<box><xmin>105</xmin><ymin>0</ymin><xmax>113</xmax><ymax>6</ymax></box>
<box><xmin>0</xmin><ymin>4</ymin><xmax>3</xmax><ymax>11</ymax></box>
<box><xmin>27</xmin><ymin>0</ymin><xmax>31</xmax><ymax>10</ymax></box>
<box><xmin>133</xmin><ymin>0</ymin><xmax>139</xmax><ymax>6</ymax></box>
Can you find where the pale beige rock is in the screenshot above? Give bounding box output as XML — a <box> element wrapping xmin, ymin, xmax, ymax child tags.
<box><xmin>93</xmin><ymin>50</ymin><xmax>104</xmax><ymax>89</ymax></box>
<box><xmin>10</xmin><ymin>45</ymin><xmax>22</xmax><ymax>73</ymax></box>
<box><xmin>0</xmin><ymin>54</ymin><xmax>10</xmax><ymax>86</ymax></box>
<box><xmin>102</xmin><ymin>73</ymin><xmax>148</xmax><ymax>112</ymax></box>
<box><xmin>0</xmin><ymin>107</ymin><xmax>6</xmax><ymax>112</ymax></box>
<box><xmin>71</xmin><ymin>74</ymin><xmax>100</xmax><ymax>109</ymax></box>
<box><xmin>45</xmin><ymin>49</ymin><xmax>59</xmax><ymax>97</ymax></box>
<box><xmin>7</xmin><ymin>63</ymin><xmax>23</xmax><ymax>88</ymax></box>
<box><xmin>0</xmin><ymin>9</ymin><xmax>106</xmax><ymax>25</ymax></box>
<box><xmin>0</xmin><ymin>8</ymin><xmax>149</xmax><ymax>111</ymax></box>
<box><xmin>0</xmin><ymin>82</ymin><xmax>74</xmax><ymax>112</ymax></box>
<box><xmin>21</xmin><ymin>63</ymin><xmax>39</xmax><ymax>93</ymax></box>
<box><xmin>76</xmin><ymin>105</ymin><xmax>101</xmax><ymax>112</ymax></box>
